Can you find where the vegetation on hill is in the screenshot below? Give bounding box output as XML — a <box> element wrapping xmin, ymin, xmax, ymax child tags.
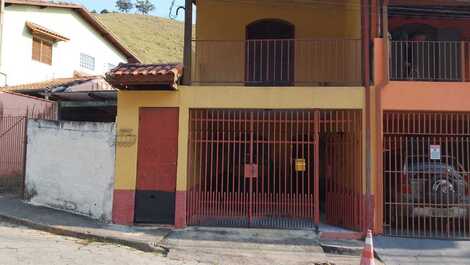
<box><xmin>96</xmin><ymin>13</ymin><xmax>184</xmax><ymax>64</ymax></box>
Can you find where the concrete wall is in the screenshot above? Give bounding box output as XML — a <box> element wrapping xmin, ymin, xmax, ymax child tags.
<box><xmin>0</xmin><ymin>5</ymin><xmax>127</xmax><ymax>86</ymax></box>
<box><xmin>25</xmin><ymin>119</ymin><xmax>116</xmax><ymax>222</ymax></box>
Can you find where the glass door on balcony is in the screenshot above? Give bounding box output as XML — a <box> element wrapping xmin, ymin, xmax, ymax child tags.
<box><xmin>245</xmin><ymin>19</ymin><xmax>295</xmax><ymax>86</ymax></box>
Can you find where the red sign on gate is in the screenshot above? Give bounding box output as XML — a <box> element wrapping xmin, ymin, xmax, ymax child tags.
<box><xmin>244</xmin><ymin>164</ymin><xmax>258</xmax><ymax>179</ymax></box>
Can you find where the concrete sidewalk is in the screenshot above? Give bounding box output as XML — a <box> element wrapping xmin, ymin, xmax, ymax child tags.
<box><xmin>0</xmin><ymin>194</ymin><xmax>374</xmax><ymax>264</ymax></box>
<box><xmin>0</xmin><ymin>194</ymin><xmax>171</xmax><ymax>253</ymax></box>
<box><xmin>375</xmin><ymin>236</ymin><xmax>470</xmax><ymax>265</ymax></box>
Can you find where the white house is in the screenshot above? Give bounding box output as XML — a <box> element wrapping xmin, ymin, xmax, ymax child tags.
<box><xmin>0</xmin><ymin>0</ymin><xmax>140</xmax><ymax>86</ymax></box>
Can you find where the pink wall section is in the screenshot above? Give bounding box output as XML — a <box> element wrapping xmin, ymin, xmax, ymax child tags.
<box><xmin>0</xmin><ymin>92</ymin><xmax>57</xmax><ymax>118</ymax></box>
<box><xmin>0</xmin><ymin>92</ymin><xmax>57</xmax><ymax>179</ymax></box>
<box><xmin>382</xmin><ymin>81</ymin><xmax>470</xmax><ymax>111</ymax></box>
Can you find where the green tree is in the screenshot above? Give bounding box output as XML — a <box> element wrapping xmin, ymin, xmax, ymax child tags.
<box><xmin>115</xmin><ymin>0</ymin><xmax>134</xmax><ymax>13</ymax></box>
<box><xmin>100</xmin><ymin>9</ymin><xmax>110</xmax><ymax>14</ymax></box>
<box><xmin>135</xmin><ymin>0</ymin><xmax>155</xmax><ymax>15</ymax></box>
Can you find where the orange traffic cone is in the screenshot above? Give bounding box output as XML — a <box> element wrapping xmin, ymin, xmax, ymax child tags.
<box><xmin>360</xmin><ymin>230</ymin><xmax>375</xmax><ymax>265</ymax></box>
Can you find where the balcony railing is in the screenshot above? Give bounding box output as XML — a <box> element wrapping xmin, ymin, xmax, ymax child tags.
<box><xmin>390</xmin><ymin>40</ymin><xmax>470</xmax><ymax>82</ymax></box>
<box><xmin>191</xmin><ymin>39</ymin><xmax>362</xmax><ymax>86</ymax></box>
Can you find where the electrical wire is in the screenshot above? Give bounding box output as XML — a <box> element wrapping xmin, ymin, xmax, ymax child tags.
<box><xmin>169</xmin><ymin>0</ymin><xmax>185</xmax><ymax>19</ymax></box>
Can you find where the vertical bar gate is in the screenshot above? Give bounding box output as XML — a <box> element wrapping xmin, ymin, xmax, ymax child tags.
<box><xmin>323</xmin><ymin>110</ymin><xmax>365</xmax><ymax>231</ymax></box>
<box><xmin>384</xmin><ymin>111</ymin><xmax>470</xmax><ymax>239</ymax></box>
<box><xmin>0</xmin><ymin>116</ymin><xmax>27</xmax><ymax>194</ymax></box>
<box><xmin>187</xmin><ymin>109</ymin><xmax>364</xmax><ymax>230</ymax></box>
<box><xmin>187</xmin><ymin>109</ymin><xmax>318</xmax><ymax>228</ymax></box>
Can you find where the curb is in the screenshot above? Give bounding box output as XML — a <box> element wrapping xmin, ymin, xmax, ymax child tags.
<box><xmin>319</xmin><ymin>242</ymin><xmax>363</xmax><ymax>256</ymax></box>
<box><xmin>0</xmin><ymin>214</ymin><xmax>168</xmax><ymax>255</ymax></box>
<box><xmin>320</xmin><ymin>242</ymin><xmax>384</xmax><ymax>263</ymax></box>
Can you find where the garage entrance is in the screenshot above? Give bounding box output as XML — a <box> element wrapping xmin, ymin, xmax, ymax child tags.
<box><xmin>186</xmin><ymin>109</ymin><xmax>363</xmax><ymax>230</ymax></box>
<box><xmin>384</xmin><ymin>111</ymin><xmax>470</xmax><ymax>239</ymax></box>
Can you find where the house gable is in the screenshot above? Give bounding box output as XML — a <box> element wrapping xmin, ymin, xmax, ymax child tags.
<box><xmin>0</xmin><ymin>1</ymin><xmax>139</xmax><ymax>86</ymax></box>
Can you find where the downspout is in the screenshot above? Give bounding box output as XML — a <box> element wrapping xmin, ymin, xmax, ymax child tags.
<box><xmin>362</xmin><ymin>0</ymin><xmax>373</xmax><ymax>233</ymax></box>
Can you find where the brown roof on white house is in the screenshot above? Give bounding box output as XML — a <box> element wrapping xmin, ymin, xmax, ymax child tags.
<box><xmin>106</xmin><ymin>63</ymin><xmax>183</xmax><ymax>90</ymax></box>
<box><xmin>5</xmin><ymin>0</ymin><xmax>141</xmax><ymax>63</ymax></box>
<box><xmin>26</xmin><ymin>21</ymin><xmax>70</xmax><ymax>41</ymax></box>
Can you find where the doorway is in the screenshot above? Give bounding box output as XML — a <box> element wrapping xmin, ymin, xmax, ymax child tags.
<box><xmin>135</xmin><ymin>108</ymin><xmax>179</xmax><ymax>224</ymax></box>
<box><xmin>245</xmin><ymin>19</ymin><xmax>295</xmax><ymax>86</ymax></box>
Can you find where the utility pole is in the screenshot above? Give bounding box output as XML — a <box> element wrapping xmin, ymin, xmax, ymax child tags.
<box><xmin>182</xmin><ymin>0</ymin><xmax>192</xmax><ymax>85</ymax></box>
<box><xmin>0</xmin><ymin>0</ymin><xmax>6</xmax><ymax>86</ymax></box>
<box><xmin>361</xmin><ymin>0</ymin><xmax>373</xmax><ymax>233</ymax></box>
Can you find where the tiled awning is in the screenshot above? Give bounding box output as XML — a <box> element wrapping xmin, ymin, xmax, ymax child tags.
<box><xmin>106</xmin><ymin>63</ymin><xmax>183</xmax><ymax>90</ymax></box>
<box><xmin>1</xmin><ymin>76</ymin><xmax>106</xmax><ymax>93</ymax></box>
<box><xmin>26</xmin><ymin>21</ymin><xmax>70</xmax><ymax>42</ymax></box>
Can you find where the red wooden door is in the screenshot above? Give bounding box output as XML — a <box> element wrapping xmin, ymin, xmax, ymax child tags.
<box><xmin>135</xmin><ymin>108</ymin><xmax>179</xmax><ymax>224</ymax></box>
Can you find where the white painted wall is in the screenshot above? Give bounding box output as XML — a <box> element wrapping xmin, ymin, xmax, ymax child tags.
<box><xmin>25</xmin><ymin>119</ymin><xmax>116</xmax><ymax>222</ymax></box>
<box><xmin>0</xmin><ymin>5</ymin><xmax>127</xmax><ymax>86</ymax></box>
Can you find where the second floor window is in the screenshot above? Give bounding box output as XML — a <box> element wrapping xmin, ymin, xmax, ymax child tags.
<box><xmin>80</xmin><ymin>53</ymin><xmax>95</xmax><ymax>71</ymax></box>
<box><xmin>32</xmin><ymin>37</ymin><xmax>53</xmax><ymax>65</ymax></box>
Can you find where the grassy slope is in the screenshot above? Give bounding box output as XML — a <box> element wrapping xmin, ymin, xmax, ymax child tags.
<box><xmin>96</xmin><ymin>13</ymin><xmax>184</xmax><ymax>64</ymax></box>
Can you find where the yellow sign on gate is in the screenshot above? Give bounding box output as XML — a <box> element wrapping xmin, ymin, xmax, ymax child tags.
<box><xmin>295</xmin><ymin>159</ymin><xmax>306</xmax><ymax>172</ymax></box>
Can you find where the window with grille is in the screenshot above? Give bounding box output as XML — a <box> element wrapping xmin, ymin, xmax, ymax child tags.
<box><xmin>32</xmin><ymin>37</ymin><xmax>53</xmax><ymax>65</ymax></box>
<box><xmin>80</xmin><ymin>53</ymin><xmax>95</xmax><ymax>70</ymax></box>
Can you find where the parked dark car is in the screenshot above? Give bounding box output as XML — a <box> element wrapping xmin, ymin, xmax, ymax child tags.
<box><xmin>394</xmin><ymin>156</ymin><xmax>470</xmax><ymax>219</ymax></box>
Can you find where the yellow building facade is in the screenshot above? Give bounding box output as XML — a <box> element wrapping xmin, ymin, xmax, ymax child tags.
<box><xmin>111</xmin><ymin>0</ymin><xmax>370</xmax><ymax>233</ymax></box>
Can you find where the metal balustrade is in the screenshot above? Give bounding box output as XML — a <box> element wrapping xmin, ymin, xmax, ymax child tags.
<box><xmin>390</xmin><ymin>40</ymin><xmax>469</xmax><ymax>82</ymax></box>
<box><xmin>191</xmin><ymin>39</ymin><xmax>362</xmax><ymax>86</ymax></box>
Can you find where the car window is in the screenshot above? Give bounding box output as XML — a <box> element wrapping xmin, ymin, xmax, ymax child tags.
<box><xmin>407</xmin><ymin>162</ymin><xmax>452</xmax><ymax>172</ymax></box>
<box><xmin>406</xmin><ymin>158</ymin><xmax>461</xmax><ymax>173</ymax></box>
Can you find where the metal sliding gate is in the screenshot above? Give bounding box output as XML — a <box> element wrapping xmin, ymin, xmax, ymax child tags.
<box><xmin>187</xmin><ymin>109</ymin><xmax>364</xmax><ymax>230</ymax></box>
<box><xmin>384</xmin><ymin>111</ymin><xmax>470</xmax><ymax>239</ymax></box>
<box><xmin>0</xmin><ymin>116</ymin><xmax>27</xmax><ymax>194</ymax></box>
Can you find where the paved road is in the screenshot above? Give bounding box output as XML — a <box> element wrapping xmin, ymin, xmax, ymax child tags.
<box><xmin>0</xmin><ymin>222</ymin><xmax>202</xmax><ymax>265</ymax></box>
<box><xmin>0</xmin><ymin>221</ymin><xmax>368</xmax><ymax>265</ymax></box>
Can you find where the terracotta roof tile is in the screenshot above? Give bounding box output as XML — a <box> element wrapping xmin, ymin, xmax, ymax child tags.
<box><xmin>106</xmin><ymin>63</ymin><xmax>183</xmax><ymax>90</ymax></box>
<box><xmin>1</xmin><ymin>76</ymin><xmax>99</xmax><ymax>92</ymax></box>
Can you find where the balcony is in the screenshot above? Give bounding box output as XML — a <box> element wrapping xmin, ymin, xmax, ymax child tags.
<box><xmin>191</xmin><ymin>39</ymin><xmax>362</xmax><ymax>86</ymax></box>
<box><xmin>390</xmin><ymin>40</ymin><xmax>469</xmax><ymax>82</ymax></box>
